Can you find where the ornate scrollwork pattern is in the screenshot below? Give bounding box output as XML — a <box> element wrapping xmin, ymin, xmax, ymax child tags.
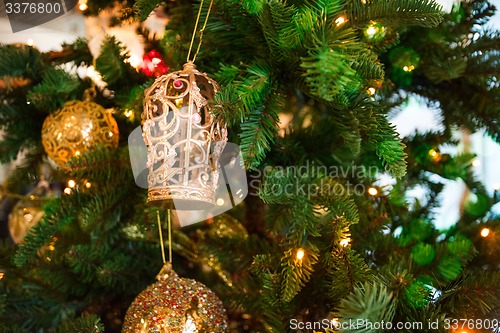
<box><xmin>41</xmin><ymin>101</ymin><xmax>119</xmax><ymax>169</ymax></box>
<box><xmin>142</xmin><ymin>61</ymin><xmax>227</xmax><ymax>206</ymax></box>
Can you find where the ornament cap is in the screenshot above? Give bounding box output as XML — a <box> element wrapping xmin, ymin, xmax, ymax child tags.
<box><xmin>182</xmin><ymin>61</ymin><xmax>197</xmax><ymax>72</ymax></box>
<box><xmin>156</xmin><ymin>262</ymin><xmax>177</xmax><ymax>281</ymax></box>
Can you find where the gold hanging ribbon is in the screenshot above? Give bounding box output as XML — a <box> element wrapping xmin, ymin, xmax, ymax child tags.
<box><xmin>156</xmin><ymin>209</ymin><xmax>173</xmax><ymax>264</ymax></box>
<box><xmin>186</xmin><ymin>0</ymin><xmax>215</xmax><ymax>63</ymax></box>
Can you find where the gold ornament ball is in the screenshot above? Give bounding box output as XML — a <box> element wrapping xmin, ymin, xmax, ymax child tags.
<box><xmin>41</xmin><ymin>100</ymin><xmax>119</xmax><ymax>169</ymax></box>
<box><xmin>8</xmin><ymin>180</ymin><xmax>51</xmax><ymax>244</ymax></box>
<box><xmin>122</xmin><ymin>262</ymin><xmax>228</xmax><ymax>333</ymax></box>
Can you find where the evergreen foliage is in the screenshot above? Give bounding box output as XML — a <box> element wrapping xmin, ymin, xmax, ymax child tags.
<box><xmin>0</xmin><ymin>0</ymin><xmax>499</xmax><ymax>332</ymax></box>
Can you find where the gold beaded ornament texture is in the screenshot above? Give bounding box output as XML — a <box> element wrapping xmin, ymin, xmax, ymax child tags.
<box><xmin>122</xmin><ymin>262</ymin><xmax>228</xmax><ymax>333</ymax></box>
<box><xmin>41</xmin><ymin>100</ymin><xmax>119</xmax><ymax>169</ymax></box>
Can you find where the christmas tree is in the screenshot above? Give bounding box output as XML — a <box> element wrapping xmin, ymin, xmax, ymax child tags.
<box><xmin>1</xmin><ymin>0</ymin><xmax>499</xmax><ymax>332</ymax></box>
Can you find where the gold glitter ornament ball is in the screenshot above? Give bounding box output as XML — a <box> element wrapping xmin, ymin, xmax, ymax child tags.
<box><xmin>122</xmin><ymin>262</ymin><xmax>228</xmax><ymax>333</ymax></box>
<box><xmin>8</xmin><ymin>180</ymin><xmax>52</xmax><ymax>243</ymax></box>
<box><xmin>41</xmin><ymin>100</ymin><xmax>119</xmax><ymax>169</ymax></box>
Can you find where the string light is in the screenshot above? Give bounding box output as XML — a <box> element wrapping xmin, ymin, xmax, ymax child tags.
<box><xmin>64</xmin><ymin>188</ymin><xmax>72</xmax><ymax>195</ymax></box>
<box><xmin>403</xmin><ymin>65</ymin><xmax>415</xmax><ymax>72</ymax></box>
<box><xmin>429</xmin><ymin>149</ymin><xmax>441</xmax><ymax>162</ymax></box>
<box><xmin>27</xmin><ymin>39</ymin><xmax>34</xmax><ymax>47</ymax></box>
<box><xmin>216</xmin><ymin>198</ymin><xmax>225</xmax><ymax>206</ymax></box>
<box><xmin>296</xmin><ymin>248</ymin><xmax>305</xmax><ymax>260</ymax></box>
<box><xmin>365</xmin><ymin>25</ymin><xmax>378</xmax><ymax>38</ymax></box>
<box><xmin>67</xmin><ymin>180</ymin><xmax>76</xmax><ymax>188</ymax></box>
<box><xmin>127</xmin><ymin>55</ymin><xmax>142</xmax><ymax>69</ymax></box>
<box><xmin>78</xmin><ymin>0</ymin><xmax>88</xmax><ymax>11</ymax></box>
<box><xmin>364</xmin><ymin>22</ymin><xmax>386</xmax><ymax>42</ymax></box>
<box><xmin>335</xmin><ymin>16</ymin><xmax>346</xmax><ymax>26</ymax></box>
<box><xmin>368</xmin><ymin>187</ymin><xmax>378</xmax><ymax>196</ymax></box>
<box><xmin>480</xmin><ymin>227</ymin><xmax>490</xmax><ymax>238</ymax></box>
<box><xmin>367</xmin><ymin>87</ymin><xmax>376</xmax><ymax>95</ymax></box>
<box><xmin>472</xmin><ymin>159</ymin><xmax>480</xmax><ymax>167</ymax></box>
<box><xmin>85</xmin><ymin>182</ymin><xmax>92</xmax><ymax>189</ymax></box>
<box><xmin>340</xmin><ymin>238</ymin><xmax>351</xmax><ymax>247</ymax></box>
<box><xmin>123</xmin><ymin>109</ymin><xmax>134</xmax><ymax>118</ymax></box>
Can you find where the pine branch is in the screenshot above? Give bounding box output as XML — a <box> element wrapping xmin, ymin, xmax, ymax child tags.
<box><xmin>95</xmin><ymin>36</ymin><xmax>136</xmax><ymax>87</ymax></box>
<box><xmin>257</xmin><ymin>0</ymin><xmax>299</xmax><ymax>61</ymax></box>
<box><xmin>347</xmin><ymin>0</ymin><xmax>444</xmax><ymax>28</ymax></box>
<box><xmin>336</xmin><ymin>282</ymin><xmax>396</xmax><ymax>333</ymax></box>
<box><xmin>439</xmin><ymin>270</ymin><xmax>500</xmax><ymax>317</ymax></box>
<box><xmin>133</xmin><ymin>0</ymin><xmax>164</xmax><ymax>21</ymax></box>
<box><xmin>239</xmin><ymin>92</ymin><xmax>281</xmax><ymax>169</ymax></box>
<box><xmin>13</xmin><ymin>199</ymin><xmax>75</xmax><ymax>267</ymax></box>
<box><xmin>280</xmin><ymin>244</ymin><xmax>319</xmax><ymax>302</ymax></box>
<box><xmin>0</xmin><ymin>44</ymin><xmax>44</xmax><ymax>79</ymax></box>
<box><xmin>326</xmin><ymin>248</ymin><xmax>373</xmax><ymax>301</ymax></box>
<box><xmin>27</xmin><ymin>68</ymin><xmax>81</xmax><ymax>112</ymax></box>
<box><xmin>56</xmin><ymin>314</ymin><xmax>104</xmax><ymax>333</ymax></box>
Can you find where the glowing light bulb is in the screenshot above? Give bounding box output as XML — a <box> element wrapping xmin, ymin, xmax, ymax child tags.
<box><xmin>429</xmin><ymin>149</ymin><xmax>441</xmax><ymax>162</ymax></box>
<box><xmin>216</xmin><ymin>198</ymin><xmax>225</xmax><ymax>206</ymax></box>
<box><xmin>368</xmin><ymin>187</ymin><xmax>378</xmax><ymax>196</ymax></box>
<box><xmin>335</xmin><ymin>16</ymin><xmax>346</xmax><ymax>26</ymax></box>
<box><xmin>27</xmin><ymin>39</ymin><xmax>34</xmax><ymax>47</ymax></box>
<box><xmin>127</xmin><ymin>55</ymin><xmax>142</xmax><ymax>69</ymax></box>
<box><xmin>64</xmin><ymin>188</ymin><xmax>72</xmax><ymax>195</ymax></box>
<box><xmin>296</xmin><ymin>248</ymin><xmax>305</xmax><ymax>260</ymax></box>
<box><xmin>365</xmin><ymin>26</ymin><xmax>378</xmax><ymax>38</ymax></box>
<box><xmin>480</xmin><ymin>228</ymin><xmax>490</xmax><ymax>237</ymax></box>
<box><xmin>367</xmin><ymin>87</ymin><xmax>376</xmax><ymax>95</ymax></box>
<box><xmin>79</xmin><ymin>3</ymin><xmax>87</xmax><ymax>10</ymax></box>
<box><xmin>0</xmin><ymin>272</ymin><xmax>4</xmax><ymax>280</ymax></box>
<box><xmin>472</xmin><ymin>159</ymin><xmax>480</xmax><ymax>167</ymax></box>
<box><xmin>68</xmin><ymin>180</ymin><xmax>76</xmax><ymax>188</ymax></box>
<box><xmin>124</xmin><ymin>109</ymin><xmax>134</xmax><ymax>118</ymax></box>
<box><xmin>340</xmin><ymin>238</ymin><xmax>351</xmax><ymax>247</ymax></box>
<box><xmin>85</xmin><ymin>182</ymin><xmax>92</xmax><ymax>189</ymax></box>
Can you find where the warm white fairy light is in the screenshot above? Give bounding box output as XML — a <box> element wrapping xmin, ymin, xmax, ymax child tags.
<box><xmin>78</xmin><ymin>0</ymin><xmax>88</xmax><ymax>11</ymax></box>
<box><xmin>27</xmin><ymin>39</ymin><xmax>34</xmax><ymax>47</ymax></box>
<box><xmin>365</xmin><ymin>26</ymin><xmax>378</xmax><ymax>38</ymax></box>
<box><xmin>335</xmin><ymin>16</ymin><xmax>346</xmax><ymax>26</ymax></box>
<box><xmin>64</xmin><ymin>188</ymin><xmax>72</xmax><ymax>195</ymax></box>
<box><xmin>368</xmin><ymin>187</ymin><xmax>378</xmax><ymax>196</ymax></box>
<box><xmin>367</xmin><ymin>87</ymin><xmax>376</xmax><ymax>95</ymax></box>
<box><xmin>340</xmin><ymin>238</ymin><xmax>351</xmax><ymax>247</ymax></box>
<box><xmin>67</xmin><ymin>180</ymin><xmax>76</xmax><ymax>188</ymax></box>
<box><xmin>127</xmin><ymin>55</ymin><xmax>142</xmax><ymax>69</ymax></box>
<box><xmin>472</xmin><ymin>159</ymin><xmax>480</xmax><ymax>167</ymax></box>
<box><xmin>124</xmin><ymin>109</ymin><xmax>134</xmax><ymax>118</ymax></box>
<box><xmin>480</xmin><ymin>227</ymin><xmax>490</xmax><ymax>238</ymax></box>
<box><xmin>296</xmin><ymin>248</ymin><xmax>305</xmax><ymax>260</ymax></box>
<box><xmin>85</xmin><ymin>182</ymin><xmax>92</xmax><ymax>189</ymax></box>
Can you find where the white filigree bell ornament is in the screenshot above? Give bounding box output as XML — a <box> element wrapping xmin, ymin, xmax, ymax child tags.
<box><xmin>142</xmin><ymin>61</ymin><xmax>227</xmax><ymax>209</ymax></box>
